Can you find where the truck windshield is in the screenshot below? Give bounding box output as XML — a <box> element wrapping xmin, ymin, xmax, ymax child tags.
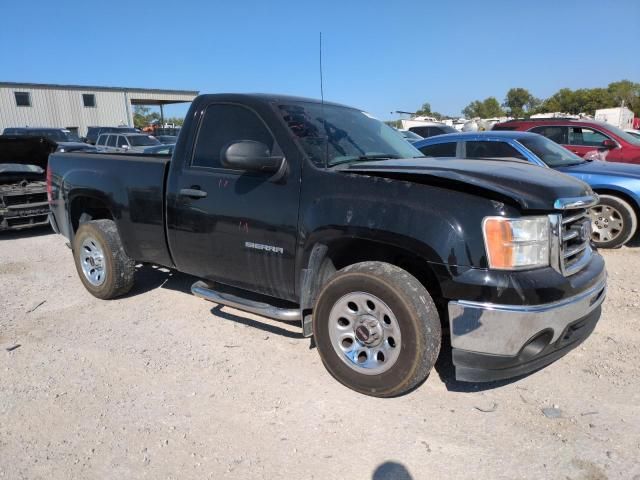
<box><xmin>128</xmin><ymin>135</ymin><xmax>160</xmax><ymax>147</ymax></box>
<box><xmin>518</xmin><ymin>135</ymin><xmax>586</xmax><ymax>167</ymax></box>
<box><xmin>278</xmin><ymin>102</ymin><xmax>423</xmax><ymax>167</ymax></box>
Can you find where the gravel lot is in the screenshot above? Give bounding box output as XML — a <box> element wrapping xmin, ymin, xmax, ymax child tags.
<box><xmin>1</xmin><ymin>227</ymin><xmax>639</xmax><ymax>480</ymax></box>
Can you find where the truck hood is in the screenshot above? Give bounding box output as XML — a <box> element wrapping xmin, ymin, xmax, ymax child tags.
<box><xmin>339</xmin><ymin>157</ymin><xmax>593</xmax><ymax>211</ymax></box>
<box><xmin>556</xmin><ymin>160</ymin><xmax>640</xmax><ymax>180</ymax></box>
<box><xmin>0</xmin><ymin>136</ymin><xmax>56</xmax><ymax>170</ymax></box>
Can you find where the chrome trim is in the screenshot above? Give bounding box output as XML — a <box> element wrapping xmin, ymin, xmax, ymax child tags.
<box><xmin>448</xmin><ymin>275</ymin><xmax>606</xmax><ymax>356</ymax></box>
<box><xmin>191</xmin><ymin>280</ymin><xmax>301</xmax><ymax>321</ymax></box>
<box><xmin>559</xmin><ymin>209</ymin><xmax>592</xmax><ymax>276</ymax></box>
<box><xmin>563</xmin><ymin>243</ymin><xmax>588</xmax><ymax>259</ymax></box>
<box><xmin>562</xmin><ymin>211</ymin><xmax>589</xmax><ymax>225</ymax></box>
<box><xmin>563</xmin><ymin>230</ymin><xmax>579</xmax><ymax>241</ymax></box>
<box><xmin>548</xmin><ymin>214</ymin><xmax>561</xmax><ymax>273</ymax></box>
<box><xmin>554</xmin><ymin>195</ymin><xmax>599</xmax><ymax>210</ymax></box>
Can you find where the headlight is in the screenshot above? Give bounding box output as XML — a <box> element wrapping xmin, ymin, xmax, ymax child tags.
<box><xmin>482</xmin><ymin>216</ymin><xmax>550</xmax><ymax>270</ymax></box>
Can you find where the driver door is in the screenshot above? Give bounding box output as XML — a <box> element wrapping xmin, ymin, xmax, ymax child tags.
<box><xmin>167</xmin><ymin>103</ymin><xmax>301</xmax><ymax>300</ymax></box>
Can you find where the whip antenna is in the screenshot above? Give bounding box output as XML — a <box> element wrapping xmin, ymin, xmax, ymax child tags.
<box><xmin>319</xmin><ymin>32</ymin><xmax>325</xmax><ymax>104</ymax></box>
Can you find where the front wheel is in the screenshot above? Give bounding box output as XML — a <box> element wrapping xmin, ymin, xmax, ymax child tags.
<box><xmin>313</xmin><ymin>262</ymin><xmax>441</xmax><ymax>397</ymax></box>
<box><xmin>589</xmin><ymin>194</ymin><xmax>637</xmax><ymax>248</ymax></box>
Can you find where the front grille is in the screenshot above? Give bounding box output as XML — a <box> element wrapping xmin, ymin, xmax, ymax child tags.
<box><xmin>6</xmin><ymin>214</ymin><xmax>49</xmax><ymax>228</ymax></box>
<box><xmin>2</xmin><ymin>192</ymin><xmax>47</xmax><ymax>207</ymax></box>
<box><xmin>560</xmin><ymin>208</ymin><xmax>592</xmax><ymax>276</ymax></box>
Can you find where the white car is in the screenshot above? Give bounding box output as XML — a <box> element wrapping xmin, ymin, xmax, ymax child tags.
<box><xmin>96</xmin><ymin>133</ymin><xmax>160</xmax><ymax>153</ymax></box>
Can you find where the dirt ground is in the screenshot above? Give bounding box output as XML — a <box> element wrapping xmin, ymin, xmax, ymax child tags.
<box><xmin>1</xmin><ymin>227</ymin><xmax>638</xmax><ymax>480</ymax></box>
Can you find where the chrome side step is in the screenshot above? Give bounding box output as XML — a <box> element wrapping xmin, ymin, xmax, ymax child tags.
<box><xmin>191</xmin><ymin>280</ymin><xmax>301</xmax><ymax>322</ymax></box>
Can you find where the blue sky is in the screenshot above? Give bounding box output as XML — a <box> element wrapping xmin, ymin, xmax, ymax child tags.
<box><xmin>2</xmin><ymin>0</ymin><xmax>638</xmax><ymax>120</ymax></box>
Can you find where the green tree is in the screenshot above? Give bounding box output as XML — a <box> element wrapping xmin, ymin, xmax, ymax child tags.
<box><xmin>462</xmin><ymin>97</ymin><xmax>504</xmax><ymax>118</ymax></box>
<box><xmin>504</xmin><ymin>88</ymin><xmax>538</xmax><ymax>118</ymax></box>
<box><xmin>607</xmin><ymin>80</ymin><xmax>640</xmax><ymax>114</ymax></box>
<box><xmin>133</xmin><ymin>105</ymin><xmax>160</xmax><ymax>128</ymax></box>
<box><xmin>415</xmin><ymin>101</ymin><xmax>443</xmax><ymax>120</ymax></box>
<box><xmin>536</xmin><ymin>87</ymin><xmax>615</xmax><ymax>115</ymax></box>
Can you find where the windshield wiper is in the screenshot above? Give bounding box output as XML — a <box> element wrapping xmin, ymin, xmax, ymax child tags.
<box><xmin>357</xmin><ymin>154</ymin><xmax>402</xmax><ymax>160</ymax></box>
<box><xmin>330</xmin><ymin>154</ymin><xmax>402</xmax><ymax>168</ymax></box>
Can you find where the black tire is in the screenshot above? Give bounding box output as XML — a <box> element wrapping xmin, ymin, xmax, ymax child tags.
<box><xmin>590</xmin><ymin>194</ymin><xmax>637</xmax><ymax>249</ymax></box>
<box><xmin>72</xmin><ymin>219</ymin><xmax>135</xmax><ymax>299</ymax></box>
<box><xmin>313</xmin><ymin>261</ymin><xmax>441</xmax><ymax>397</ymax></box>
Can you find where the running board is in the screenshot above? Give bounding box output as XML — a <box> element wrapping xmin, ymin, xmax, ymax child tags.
<box><xmin>191</xmin><ymin>280</ymin><xmax>301</xmax><ymax>322</ymax></box>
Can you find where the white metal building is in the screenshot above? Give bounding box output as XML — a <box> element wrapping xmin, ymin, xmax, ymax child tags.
<box><xmin>0</xmin><ymin>82</ymin><xmax>198</xmax><ymax>137</ymax></box>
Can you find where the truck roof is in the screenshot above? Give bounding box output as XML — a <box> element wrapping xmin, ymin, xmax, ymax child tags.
<box><xmin>195</xmin><ymin>93</ymin><xmax>354</xmax><ymax>110</ymax></box>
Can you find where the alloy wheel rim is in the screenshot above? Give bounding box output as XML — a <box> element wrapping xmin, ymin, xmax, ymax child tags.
<box><xmin>80</xmin><ymin>236</ymin><xmax>106</xmax><ymax>286</ymax></box>
<box><xmin>328</xmin><ymin>292</ymin><xmax>401</xmax><ymax>375</ymax></box>
<box><xmin>590</xmin><ymin>205</ymin><xmax>624</xmax><ymax>243</ymax></box>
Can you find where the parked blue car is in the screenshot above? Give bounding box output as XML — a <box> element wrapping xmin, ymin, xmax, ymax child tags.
<box><xmin>414</xmin><ymin>131</ymin><xmax>640</xmax><ymax>248</ymax></box>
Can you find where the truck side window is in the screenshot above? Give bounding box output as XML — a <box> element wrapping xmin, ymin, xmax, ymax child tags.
<box><xmin>192</xmin><ymin>104</ymin><xmax>275</xmax><ymax>170</ymax></box>
<box><xmin>419</xmin><ymin>142</ymin><xmax>456</xmax><ymax>157</ymax></box>
<box><xmin>466</xmin><ymin>141</ymin><xmax>526</xmax><ymax>160</ymax></box>
<box><xmin>107</xmin><ymin>135</ymin><xmax>117</xmax><ymax>148</ymax></box>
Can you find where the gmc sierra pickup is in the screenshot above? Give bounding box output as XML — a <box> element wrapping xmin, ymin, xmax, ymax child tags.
<box><xmin>48</xmin><ymin>94</ymin><xmax>607</xmax><ymax>397</ymax></box>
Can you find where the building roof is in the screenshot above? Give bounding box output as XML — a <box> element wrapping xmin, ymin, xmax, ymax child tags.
<box><xmin>0</xmin><ymin>81</ymin><xmax>198</xmax><ymax>96</ymax></box>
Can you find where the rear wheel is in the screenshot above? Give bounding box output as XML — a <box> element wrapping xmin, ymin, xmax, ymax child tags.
<box><xmin>589</xmin><ymin>194</ymin><xmax>637</xmax><ymax>248</ymax></box>
<box><xmin>72</xmin><ymin>219</ymin><xmax>135</xmax><ymax>299</ymax></box>
<box><xmin>313</xmin><ymin>262</ymin><xmax>441</xmax><ymax>397</ymax></box>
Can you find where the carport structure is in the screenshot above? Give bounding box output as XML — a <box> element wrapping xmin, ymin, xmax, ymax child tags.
<box><xmin>127</xmin><ymin>88</ymin><xmax>199</xmax><ymax>126</ymax></box>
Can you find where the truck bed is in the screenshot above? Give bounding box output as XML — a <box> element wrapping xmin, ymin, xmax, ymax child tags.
<box><xmin>48</xmin><ymin>152</ymin><xmax>173</xmax><ymax>266</ymax></box>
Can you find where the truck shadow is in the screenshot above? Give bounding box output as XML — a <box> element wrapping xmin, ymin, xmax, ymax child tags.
<box><xmin>208</xmin><ymin>305</ymin><xmax>303</xmax><ymax>339</ymax></box>
<box><xmin>0</xmin><ymin>225</ymin><xmax>54</xmax><ymax>240</ymax></box>
<box><xmin>128</xmin><ymin>264</ymin><xmax>304</xmax><ymax>339</ymax></box>
<box><xmin>126</xmin><ymin>264</ymin><xmax>196</xmax><ymax>297</ymax></box>
<box><xmin>434</xmin><ymin>340</ymin><xmax>532</xmax><ymax>392</ymax></box>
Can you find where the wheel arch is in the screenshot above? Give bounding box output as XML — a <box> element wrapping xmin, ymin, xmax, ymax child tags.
<box><xmin>592</xmin><ymin>187</ymin><xmax>640</xmax><ymax>220</ymax></box>
<box><xmin>299</xmin><ymin>236</ymin><xmax>443</xmax><ymax>314</ymax></box>
<box><xmin>69</xmin><ymin>192</ymin><xmax>116</xmax><ymax>234</ymax></box>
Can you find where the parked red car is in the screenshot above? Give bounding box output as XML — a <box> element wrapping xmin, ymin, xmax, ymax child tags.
<box><xmin>493</xmin><ymin>119</ymin><xmax>640</xmax><ymax>164</ymax></box>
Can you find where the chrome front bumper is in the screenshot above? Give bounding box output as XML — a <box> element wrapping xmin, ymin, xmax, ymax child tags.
<box><xmin>448</xmin><ymin>276</ymin><xmax>607</xmax><ymax>356</ymax></box>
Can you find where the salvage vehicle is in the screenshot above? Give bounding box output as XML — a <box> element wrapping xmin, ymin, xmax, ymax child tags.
<box><xmin>85</xmin><ymin>126</ymin><xmax>139</xmax><ymax>145</ymax></box>
<box><xmin>415</xmin><ymin>131</ymin><xmax>640</xmax><ymax>249</ymax></box>
<box><xmin>96</xmin><ymin>133</ymin><xmax>160</xmax><ymax>153</ymax></box>
<box><xmin>48</xmin><ymin>94</ymin><xmax>607</xmax><ymax>397</ymax></box>
<box><xmin>0</xmin><ymin>136</ymin><xmax>54</xmax><ymax>231</ymax></box>
<box><xmin>493</xmin><ymin>119</ymin><xmax>640</xmax><ymax>165</ymax></box>
<box><xmin>407</xmin><ymin>122</ymin><xmax>457</xmax><ymax>138</ymax></box>
<box><xmin>3</xmin><ymin>127</ymin><xmax>96</xmax><ymax>153</ymax></box>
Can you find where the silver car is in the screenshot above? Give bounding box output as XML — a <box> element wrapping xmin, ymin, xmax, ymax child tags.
<box><xmin>96</xmin><ymin>133</ymin><xmax>160</xmax><ymax>153</ymax></box>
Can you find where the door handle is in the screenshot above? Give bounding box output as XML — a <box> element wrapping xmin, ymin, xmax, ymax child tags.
<box><xmin>179</xmin><ymin>188</ymin><xmax>208</xmax><ymax>199</ymax></box>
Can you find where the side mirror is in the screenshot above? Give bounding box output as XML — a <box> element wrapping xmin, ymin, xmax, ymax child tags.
<box><xmin>602</xmin><ymin>139</ymin><xmax>617</xmax><ymax>149</ymax></box>
<box><xmin>121</xmin><ymin>144</ymin><xmax>130</xmax><ymax>150</ymax></box>
<box><xmin>221</xmin><ymin>140</ymin><xmax>284</xmax><ymax>173</ymax></box>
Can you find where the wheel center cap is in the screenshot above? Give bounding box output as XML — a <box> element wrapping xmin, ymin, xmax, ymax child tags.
<box><xmin>355</xmin><ymin>325</ymin><xmax>370</xmax><ymax>342</ymax></box>
<box><xmin>354</xmin><ymin>315</ymin><xmax>383</xmax><ymax>347</ymax></box>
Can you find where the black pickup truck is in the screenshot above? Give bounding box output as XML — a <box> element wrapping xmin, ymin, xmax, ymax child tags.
<box><xmin>48</xmin><ymin>94</ymin><xmax>607</xmax><ymax>397</ymax></box>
